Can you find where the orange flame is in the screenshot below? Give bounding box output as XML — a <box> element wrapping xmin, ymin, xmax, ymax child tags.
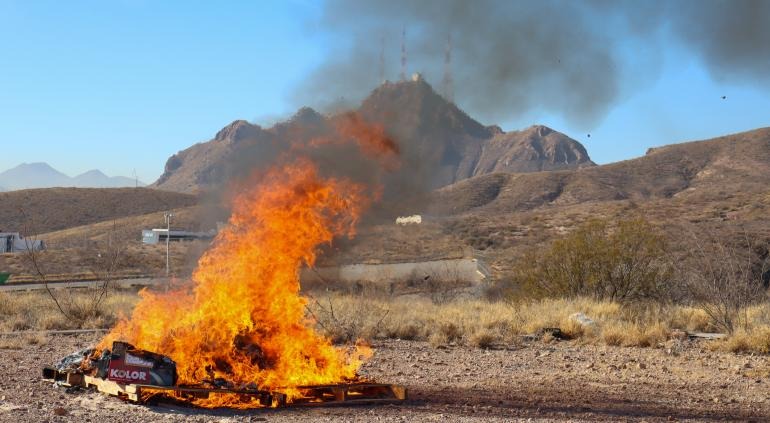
<box><xmin>99</xmin><ymin>155</ymin><xmax>380</xmax><ymax>407</ymax></box>
<box><xmin>309</xmin><ymin>112</ymin><xmax>400</xmax><ymax>171</ymax></box>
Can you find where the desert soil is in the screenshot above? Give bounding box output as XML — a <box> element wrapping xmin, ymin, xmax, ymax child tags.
<box><xmin>0</xmin><ymin>334</ymin><xmax>768</xmax><ymax>422</ymax></box>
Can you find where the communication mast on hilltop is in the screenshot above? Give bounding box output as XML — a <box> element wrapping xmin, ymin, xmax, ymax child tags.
<box><xmin>379</xmin><ymin>34</ymin><xmax>386</xmax><ymax>84</ymax></box>
<box><xmin>442</xmin><ymin>33</ymin><xmax>454</xmax><ymax>102</ymax></box>
<box><xmin>400</xmin><ymin>26</ymin><xmax>407</xmax><ymax>81</ymax></box>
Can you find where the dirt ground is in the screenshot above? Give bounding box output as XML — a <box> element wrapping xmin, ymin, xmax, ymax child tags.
<box><xmin>1</xmin><ymin>334</ymin><xmax>769</xmax><ymax>422</ymax></box>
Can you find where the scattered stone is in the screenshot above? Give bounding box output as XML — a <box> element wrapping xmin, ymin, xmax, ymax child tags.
<box><xmin>53</xmin><ymin>407</ymin><xmax>67</xmax><ymax>416</ymax></box>
<box><xmin>569</xmin><ymin>312</ymin><xmax>596</xmax><ymax>328</ymax></box>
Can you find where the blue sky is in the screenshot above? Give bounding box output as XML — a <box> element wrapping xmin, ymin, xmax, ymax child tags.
<box><xmin>1</xmin><ymin>1</ymin><xmax>769</xmax><ymax>183</ymax></box>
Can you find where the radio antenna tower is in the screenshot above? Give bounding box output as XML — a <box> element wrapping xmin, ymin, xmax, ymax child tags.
<box><xmin>442</xmin><ymin>33</ymin><xmax>454</xmax><ymax>102</ymax></box>
<box><xmin>400</xmin><ymin>26</ymin><xmax>407</xmax><ymax>81</ymax></box>
<box><xmin>379</xmin><ymin>34</ymin><xmax>386</xmax><ymax>84</ymax></box>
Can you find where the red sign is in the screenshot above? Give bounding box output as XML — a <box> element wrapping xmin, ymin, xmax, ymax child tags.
<box><xmin>107</xmin><ymin>360</ymin><xmax>150</xmax><ymax>384</ymax></box>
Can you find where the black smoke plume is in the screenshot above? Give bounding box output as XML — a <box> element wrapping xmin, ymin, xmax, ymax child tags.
<box><xmin>294</xmin><ymin>0</ymin><xmax>770</xmax><ymax>128</ymax></box>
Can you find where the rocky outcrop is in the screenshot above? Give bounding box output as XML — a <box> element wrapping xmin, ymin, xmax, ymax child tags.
<box><xmin>472</xmin><ymin>125</ymin><xmax>594</xmax><ymax>175</ymax></box>
<box><xmin>153</xmin><ymin>80</ymin><xmax>594</xmax><ymax>193</ymax></box>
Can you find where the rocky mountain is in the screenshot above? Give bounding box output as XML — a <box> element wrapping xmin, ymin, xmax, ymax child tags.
<box><xmin>153</xmin><ymin>120</ymin><xmax>277</xmax><ymax>193</ymax></box>
<box><xmin>431</xmin><ymin>126</ymin><xmax>770</xmax><ymax>216</ymax></box>
<box><xmin>153</xmin><ymin>78</ymin><xmax>593</xmax><ymax>193</ymax></box>
<box><xmin>473</xmin><ymin>125</ymin><xmax>593</xmax><ymax>174</ymax></box>
<box><xmin>0</xmin><ymin>163</ymin><xmax>144</xmax><ymax>191</ymax></box>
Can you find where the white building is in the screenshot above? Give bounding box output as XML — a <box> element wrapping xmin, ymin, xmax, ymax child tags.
<box><xmin>0</xmin><ymin>232</ymin><xmax>45</xmax><ymax>253</ymax></box>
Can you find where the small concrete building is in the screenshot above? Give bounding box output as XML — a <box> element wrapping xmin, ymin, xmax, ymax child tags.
<box><xmin>141</xmin><ymin>229</ymin><xmax>215</xmax><ymax>245</ymax></box>
<box><xmin>0</xmin><ymin>232</ymin><xmax>45</xmax><ymax>253</ymax></box>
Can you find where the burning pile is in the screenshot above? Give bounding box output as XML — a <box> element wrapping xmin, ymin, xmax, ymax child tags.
<box><xmin>46</xmin><ymin>114</ymin><xmax>402</xmax><ymax>408</ymax></box>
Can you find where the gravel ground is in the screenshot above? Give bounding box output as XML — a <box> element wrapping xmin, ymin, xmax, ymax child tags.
<box><xmin>1</xmin><ymin>334</ymin><xmax>769</xmax><ymax>422</ymax></box>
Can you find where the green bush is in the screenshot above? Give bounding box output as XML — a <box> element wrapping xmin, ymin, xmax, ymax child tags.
<box><xmin>513</xmin><ymin>218</ymin><xmax>671</xmax><ymax>302</ymax></box>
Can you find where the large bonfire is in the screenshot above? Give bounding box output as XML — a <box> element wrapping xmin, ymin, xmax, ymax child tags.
<box><xmin>98</xmin><ymin>113</ymin><xmax>398</xmax><ymax>407</ymax></box>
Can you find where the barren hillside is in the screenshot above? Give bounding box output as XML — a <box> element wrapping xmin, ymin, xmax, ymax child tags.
<box><xmin>431</xmin><ymin>127</ymin><xmax>770</xmax><ymax>216</ymax></box>
<box><xmin>0</xmin><ymin>187</ymin><xmax>197</xmax><ymax>235</ymax></box>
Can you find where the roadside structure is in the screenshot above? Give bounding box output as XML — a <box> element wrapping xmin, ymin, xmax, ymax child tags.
<box><xmin>0</xmin><ymin>232</ymin><xmax>45</xmax><ymax>253</ymax></box>
<box><xmin>141</xmin><ymin>229</ymin><xmax>215</xmax><ymax>245</ymax></box>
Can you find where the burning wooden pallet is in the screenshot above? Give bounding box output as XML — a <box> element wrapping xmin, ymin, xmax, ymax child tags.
<box><xmin>42</xmin><ymin>367</ymin><xmax>406</xmax><ymax>407</ymax></box>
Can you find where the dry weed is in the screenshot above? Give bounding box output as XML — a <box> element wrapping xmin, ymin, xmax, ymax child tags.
<box><xmin>304</xmin><ymin>293</ymin><xmax>770</xmax><ymax>352</ymax></box>
<box><xmin>0</xmin><ymin>289</ymin><xmax>140</xmax><ymax>332</ymax></box>
<box><xmin>712</xmin><ymin>326</ymin><xmax>770</xmax><ymax>354</ymax></box>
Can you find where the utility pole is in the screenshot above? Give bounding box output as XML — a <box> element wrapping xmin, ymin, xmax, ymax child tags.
<box><xmin>164</xmin><ymin>212</ymin><xmax>174</xmax><ymax>279</ymax></box>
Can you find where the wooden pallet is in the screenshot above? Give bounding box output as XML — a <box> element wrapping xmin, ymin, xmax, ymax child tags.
<box><xmin>290</xmin><ymin>383</ymin><xmax>407</xmax><ymax>406</ymax></box>
<box><xmin>42</xmin><ymin>367</ymin><xmax>406</xmax><ymax>407</ymax></box>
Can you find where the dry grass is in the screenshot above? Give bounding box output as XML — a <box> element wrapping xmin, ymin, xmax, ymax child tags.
<box><xmin>4</xmin><ymin>287</ymin><xmax>770</xmax><ymax>354</ymax></box>
<box><xmin>706</xmin><ymin>304</ymin><xmax>770</xmax><ymax>353</ymax></box>
<box><xmin>0</xmin><ymin>289</ymin><xmax>140</xmax><ymax>332</ymax></box>
<box><xmin>0</xmin><ymin>332</ymin><xmax>49</xmax><ymax>350</ymax></box>
<box><xmin>307</xmin><ymin>293</ymin><xmax>770</xmax><ymax>353</ymax></box>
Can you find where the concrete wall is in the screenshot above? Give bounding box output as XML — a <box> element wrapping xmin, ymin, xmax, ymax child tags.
<box><xmin>301</xmin><ymin>258</ymin><xmax>489</xmax><ymax>285</ymax></box>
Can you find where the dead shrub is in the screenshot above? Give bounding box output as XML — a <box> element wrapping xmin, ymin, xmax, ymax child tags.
<box><xmin>19</xmin><ymin>212</ymin><xmax>130</xmax><ymax>329</ymax></box>
<box><xmin>715</xmin><ymin>331</ymin><xmax>753</xmax><ymax>353</ymax></box>
<box><xmin>712</xmin><ymin>327</ymin><xmax>770</xmax><ymax>354</ymax></box>
<box><xmin>601</xmin><ymin>324</ymin><xmax>627</xmax><ymax>346</ymax></box>
<box><xmin>468</xmin><ymin>328</ymin><xmax>497</xmax><ymax>349</ymax></box>
<box><xmin>670</xmin><ymin>307</ymin><xmax>713</xmax><ymax>332</ymax></box>
<box><xmin>677</xmin><ymin>227</ymin><xmax>770</xmax><ymax>333</ymax></box>
<box><xmin>305</xmin><ymin>294</ymin><xmax>390</xmax><ymax>343</ymax></box>
<box><xmin>428</xmin><ymin>331</ymin><xmax>449</xmax><ymax>348</ymax></box>
<box><xmin>387</xmin><ymin>322</ymin><xmax>423</xmax><ymax>341</ymax></box>
<box><xmin>437</xmin><ymin>321</ymin><xmax>462</xmax><ymax>343</ymax></box>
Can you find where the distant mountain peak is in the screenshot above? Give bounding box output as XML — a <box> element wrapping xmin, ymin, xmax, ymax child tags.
<box><xmin>16</xmin><ymin>162</ymin><xmax>61</xmax><ymax>171</ymax></box>
<box><xmin>76</xmin><ymin>169</ymin><xmax>108</xmax><ymax>178</ymax></box>
<box><xmin>0</xmin><ymin>163</ymin><xmax>144</xmax><ymax>191</ymax></box>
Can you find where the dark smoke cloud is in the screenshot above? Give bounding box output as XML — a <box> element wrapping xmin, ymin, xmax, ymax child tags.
<box><xmin>294</xmin><ymin>0</ymin><xmax>770</xmax><ymax>128</ymax></box>
<box><xmin>669</xmin><ymin>0</ymin><xmax>770</xmax><ymax>84</ymax></box>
